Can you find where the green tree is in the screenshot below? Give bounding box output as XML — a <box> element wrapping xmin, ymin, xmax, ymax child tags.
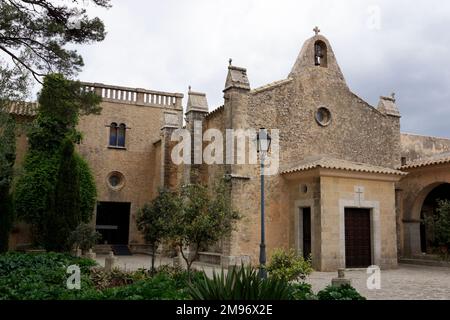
<box><xmin>137</xmin><ymin>189</ymin><xmax>182</xmax><ymax>273</ymax></box>
<box><xmin>0</xmin><ymin>0</ymin><xmax>109</xmax><ymax>251</ymax></box>
<box><xmin>0</xmin><ymin>0</ymin><xmax>110</xmax><ymax>83</ymax></box>
<box><xmin>14</xmin><ymin>74</ymin><xmax>99</xmax><ymax>251</ymax></box>
<box><xmin>169</xmin><ymin>180</ymin><xmax>240</xmax><ymax>275</ymax></box>
<box><xmin>425</xmin><ymin>200</ymin><xmax>450</xmax><ymax>254</ymax></box>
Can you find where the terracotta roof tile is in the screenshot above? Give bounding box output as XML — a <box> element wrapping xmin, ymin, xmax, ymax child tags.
<box><xmin>282</xmin><ymin>156</ymin><xmax>406</xmax><ymax>176</ymax></box>
<box><xmin>6</xmin><ymin>102</ymin><xmax>38</xmax><ymax>117</ymax></box>
<box><xmin>400</xmin><ymin>153</ymin><xmax>450</xmax><ymax>170</ymax></box>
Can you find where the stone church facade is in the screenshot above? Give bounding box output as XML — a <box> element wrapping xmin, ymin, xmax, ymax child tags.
<box><xmin>8</xmin><ymin>30</ymin><xmax>450</xmax><ymax>271</ymax></box>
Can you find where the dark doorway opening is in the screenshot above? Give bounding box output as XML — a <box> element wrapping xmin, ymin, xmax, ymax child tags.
<box><xmin>302</xmin><ymin>207</ymin><xmax>312</xmax><ymax>260</ymax></box>
<box><xmin>420</xmin><ymin>183</ymin><xmax>450</xmax><ymax>253</ymax></box>
<box><xmin>96</xmin><ymin>202</ymin><xmax>131</xmax><ymax>245</ymax></box>
<box><xmin>345</xmin><ymin>208</ymin><xmax>372</xmax><ymax>268</ymax></box>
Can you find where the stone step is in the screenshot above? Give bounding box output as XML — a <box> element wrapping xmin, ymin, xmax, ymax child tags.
<box><xmin>410</xmin><ymin>254</ymin><xmax>442</xmax><ymax>261</ymax></box>
<box><xmin>399</xmin><ymin>258</ymin><xmax>450</xmax><ymax>268</ymax></box>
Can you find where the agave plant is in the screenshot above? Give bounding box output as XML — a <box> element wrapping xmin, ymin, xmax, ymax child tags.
<box><xmin>188</xmin><ymin>265</ymin><xmax>292</xmax><ymax>300</ymax></box>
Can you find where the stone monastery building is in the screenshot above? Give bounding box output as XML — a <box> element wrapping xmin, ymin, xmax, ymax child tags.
<box><xmin>10</xmin><ymin>29</ymin><xmax>450</xmax><ymax>271</ymax></box>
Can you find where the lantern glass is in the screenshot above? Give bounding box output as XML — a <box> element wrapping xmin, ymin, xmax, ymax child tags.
<box><xmin>257</xmin><ymin>129</ymin><xmax>271</xmax><ymax>153</ymax></box>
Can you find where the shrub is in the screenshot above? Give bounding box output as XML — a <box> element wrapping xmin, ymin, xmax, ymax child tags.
<box><xmin>317</xmin><ymin>284</ymin><xmax>366</xmax><ymax>300</ymax></box>
<box><xmin>290</xmin><ymin>282</ymin><xmax>317</xmax><ymax>300</ymax></box>
<box><xmin>0</xmin><ymin>252</ymin><xmax>97</xmax><ymax>300</ymax></box>
<box><xmin>188</xmin><ymin>266</ymin><xmax>292</xmax><ymax>300</ymax></box>
<box><xmin>267</xmin><ymin>249</ymin><xmax>313</xmax><ymax>282</ymax></box>
<box><xmin>102</xmin><ymin>272</ymin><xmax>191</xmax><ymax>300</ymax></box>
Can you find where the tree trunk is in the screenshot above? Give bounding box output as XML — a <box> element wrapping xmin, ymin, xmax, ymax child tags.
<box><xmin>151</xmin><ymin>243</ymin><xmax>156</xmax><ymax>274</ymax></box>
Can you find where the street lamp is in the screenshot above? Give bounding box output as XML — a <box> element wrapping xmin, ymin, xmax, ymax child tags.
<box><xmin>256</xmin><ymin>128</ymin><xmax>271</xmax><ymax>279</ymax></box>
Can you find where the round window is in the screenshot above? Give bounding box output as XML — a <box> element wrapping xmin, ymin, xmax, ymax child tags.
<box><xmin>107</xmin><ymin>171</ymin><xmax>125</xmax><ymax>190</ymax></box>
<box><xmin>315</xmin><ymin>107</ymin><xmax>332</xmax><ymax>126</ymax></box>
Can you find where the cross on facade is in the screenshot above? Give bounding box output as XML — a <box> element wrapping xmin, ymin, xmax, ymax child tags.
<box><xmin>355</xmin><ymin>186</ymin><xmax>365</xmax><ymax>207</ymax></box>
<box><xmin>313</xmin><ymin>26</ymin><xmax>320</xmax><ymax>36</ymax></box>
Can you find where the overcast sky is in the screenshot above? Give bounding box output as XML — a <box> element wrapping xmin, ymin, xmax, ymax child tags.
<box><xmin>74</xmin><ymin>0</ymin><xmax>450</xmax><ymax>137</ymax></box>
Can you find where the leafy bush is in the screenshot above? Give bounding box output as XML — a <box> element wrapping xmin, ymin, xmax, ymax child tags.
<box><xmin>0</xmin><ymin>252</ymin><xmax>195</xmax><ymax>300</ymax></box>
<box><xmin>0</xmin><ymin>252</ymin><xmax>97</xmax><ymax>300</ymax></box>
<box><xmin>102</xmin><ymin>272</ymin><xmax>191</xmax><ymax>300</ymax></box>
<box><xmin>317</xmin><ymin>284</ymin><xmax>366</xmax><ymax>301</ymax></box>
<box><xmin>188</xmin><ymin>266</ymin><xmax>292</xmax><ymax>300</ymax></box>
<box><xmin>290</xmin><ymin>282</ymin><xmax>317</xmax><ymax>300</ymax></box>
<box><xmin>267</xmin><ymin>249</ymin><xmax>313</xmax><ymax>282</ymax></box>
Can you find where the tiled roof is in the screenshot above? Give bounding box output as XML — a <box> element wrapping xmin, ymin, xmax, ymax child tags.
<box><xmin>282</xmin><ymin>156</ymin><xmax>407</xmax><ymax>176</ymax></box>
<box><xmin>400</xmin><ymin>153</ymin><xmax>450</xmax><ymax>170</ymax></box>
<box><xmin>5</xmin><ymin>102</ymin><xmax>38</xmax><ymax>117</ymax></box>
<box><xmin>205</xmin><ymin>105</ymin><xmax>224</xmax><ymax>119</ymax></box>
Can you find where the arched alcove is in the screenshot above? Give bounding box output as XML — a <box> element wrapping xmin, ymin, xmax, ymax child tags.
<box><xmin>419</xmin><ymin>183</ymin><xmax>450</xmax><ymax>253</ymax></box>
<box><xmin>314</xmin><ymin>40</ymin><xmax>328</xmax><ymax>67</ymax></box>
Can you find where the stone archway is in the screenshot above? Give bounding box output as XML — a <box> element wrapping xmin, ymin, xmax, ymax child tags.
<box><xmin>403</xmin><ymin>181</ymin><xmax>450</xmax><ymax>256</ymax></box>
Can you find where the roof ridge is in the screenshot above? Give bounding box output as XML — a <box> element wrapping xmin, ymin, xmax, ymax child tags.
<box><xmin>251</xmin><ymin>78</ymin><xmax>293</xmax><ymax>94</ymax></box>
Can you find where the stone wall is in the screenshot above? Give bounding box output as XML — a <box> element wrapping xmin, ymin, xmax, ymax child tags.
<box><xmin>318</xmin><ymin>174</ymin><xmax>398</xmax><ymax>270</ymax></box>
<box><xmin>76</xmin><ymin>83</ymin><xmax>183</xmax><ymax>245</ymax></box>
<box><xmin>401</xmin><ymin>133</ymin><xmax>450</xmax><ymax>163</ymax></box>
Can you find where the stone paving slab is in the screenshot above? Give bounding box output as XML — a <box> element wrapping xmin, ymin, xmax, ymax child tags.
<box><xmin>95</xmin><ymin>255</ymin><xmax>450</xmax><ymax>300</ymax></box>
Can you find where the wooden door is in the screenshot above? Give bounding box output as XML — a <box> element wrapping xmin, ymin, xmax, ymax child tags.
<box><xmin>345</xmin><ymin>208</ymin><xmax>371</xmax><ymax>268</ymax></box>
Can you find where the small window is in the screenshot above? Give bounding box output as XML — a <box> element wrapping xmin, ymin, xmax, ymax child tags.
<box><xmin>109</xmin><ymin>122</ymin><xmax>118</xmax><ymax>146</ymax></box>
<box><xmin>107</xmin><ymin>171</ymin><xmax>125</xmax><ymax>191</ymax></box>
<box><xmin>109</xmin><ymin>122</ymin><xmax>127</xmax><ymax>148</ymax></box>
<box><xmin>118</xmin><ymin>123</ymin><xmax>126</xmax><ymax>147</ymax></box>
<box><xmin>315</xmin><ymin>107</ymin><xmax>332</xmax><ymax>126</ymax></box>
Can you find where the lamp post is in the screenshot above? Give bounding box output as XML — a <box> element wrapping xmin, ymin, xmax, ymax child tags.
<box><xmin>257</xmin><ymin>128</ymin><xmax>271</xmax><ymax>279</ymax></box>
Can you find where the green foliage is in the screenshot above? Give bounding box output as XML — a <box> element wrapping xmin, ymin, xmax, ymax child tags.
<box><xmin>0</xmin><ymin>0</ymin><xmax>110</xmax><ymax>83</ymax></box>
<box><xmin>188</xmin><ymin>266</ymin><xmax>293</xmax><ymax>300</ymax></box>
<box><xmin>0</xmin><ymin>111</ymin><xmax>16</xmax><ymax>252</ymax></box>
<box><xmin>0</xmin><ymin>252</ymin><xmax>200</xmax><ymax>300</ymax></box>
<box><xmin>425</xmin><ymin>200</ymin><xmax>450</xmax><ymax>251</ymax></box>
<box><xmin>137</xmin><ymin>188</ymin><xmax>181</xmax><ymax>271</ymax></box>
<box><xmin>169</xmin><ymin>180</ymin><xmax>240</xmax><ymax>272</ymax></box>
<box><xmin>76</xmin><ymin>154</ymin><xmax>97</xmax><ymax>222</ymax></box>
<box><xmin>0</xmin><ymin>252</ymin><xmax>97</xmax><ymax>300</ymax></box>
<box><xmin>102</xmin><ymin>273</ymin><xmax>191</xmax><ymax>300</ymax></box>
<box><xmin>68</xmin><ymin>223</ymin><xmax>102</xmax><ymax>252</ymax></box>
<box><xmin>14</xmin><ymin>74</ymin><xmax>99</xmax><ymax>250</ymax></box>
<box><xmin>290</xmin><ymin>283</ymin><xmax>318</xmax><ymax>300</ymax></box>
<box><xmin>267</xmin><ymin>249</ymin><xmax>314</xmax><ymax>282</ymax></box>
<box><xmin>317</xmin><ymin>284</ymin><xmax>366</xmax><ymax>301</ymax></box>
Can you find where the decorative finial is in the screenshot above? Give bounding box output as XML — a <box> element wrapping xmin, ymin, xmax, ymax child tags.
<box><xmin>229</xmin><ymin>58</ymin><xmax>233</xmax><ymax>66</ymax></box>
<box><xmin>313</xmin><ymin>26</ymin><xmax>320</xmax><ymax>36</ymax></box>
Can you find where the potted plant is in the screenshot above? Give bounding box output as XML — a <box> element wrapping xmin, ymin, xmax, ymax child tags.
<box><xmin>69</xmin><ymin>223</ymin><xmax>102</xmax><ymax>257</ymax></box>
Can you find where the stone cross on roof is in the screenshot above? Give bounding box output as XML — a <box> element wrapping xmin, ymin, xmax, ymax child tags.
<box><xmin>313</xmin><ymin>26</ymin><xmax>320</xmax><ymax>36</ymax></box>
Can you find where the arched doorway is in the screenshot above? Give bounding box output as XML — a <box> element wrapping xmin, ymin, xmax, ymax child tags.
<box><xmin>419</xmin><ymin>183</ymin><xmax>450</xmax><ymax>253</ymax></box>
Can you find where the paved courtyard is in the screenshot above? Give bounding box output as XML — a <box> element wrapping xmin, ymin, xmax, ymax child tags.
<box><xmin>95</xmin><ymin>254</ymin><xmax>450</xmax><ymax>300</ymax></box>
